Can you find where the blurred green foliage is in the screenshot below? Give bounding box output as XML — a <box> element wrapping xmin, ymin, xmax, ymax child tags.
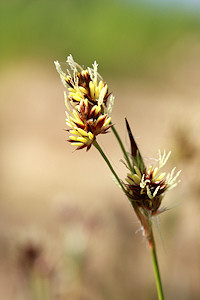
<box><xmin>0</xmin><ymin>0</ymin><xmax>200</xmax><ymax>76</ymax></box>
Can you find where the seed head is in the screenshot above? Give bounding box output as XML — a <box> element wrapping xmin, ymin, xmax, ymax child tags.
<box><xmin>55</xmin><ymin>55</ymin><xmax>114</xmax><ymax>150</ymax></box>
<box><xmin>125</xmin><ymin>120</ymin><xmax>181</xmax><ymax>216</ymax></box>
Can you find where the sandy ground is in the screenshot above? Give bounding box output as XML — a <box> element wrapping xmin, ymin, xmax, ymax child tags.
<box><xmin>0</xmin><ymin>59</ymin><xmax>200</xmax><ymax>299</ymax></box>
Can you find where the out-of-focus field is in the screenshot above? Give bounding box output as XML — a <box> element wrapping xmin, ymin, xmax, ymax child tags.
<box><xmin>1</xmin><ymin>1</ymin><xmax>200</xmax><ymax>299</ymax></box>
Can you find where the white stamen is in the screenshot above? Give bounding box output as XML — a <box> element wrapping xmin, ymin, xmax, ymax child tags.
<box><xmin>166</xmin><ymin>169</ymin><xmax>182</xmax><ymax>188</ymax></box>
<box><xmin>93</xmin><ymin>61</ymin><xmax>98</xmax><ymax>83</ymax></box>
<box><xmin>158</xmin><ymin>150</ymin><xmax>171</xmax><ymax>169</ymax></box>
<box><xmin>147</xmin><ymin>186</ymin><xmax>153</xmax><ymax>199</ymax></box>
<box><xmin>66</xmin><ymin>54</ymin><xmax>77</xmax><ymax>74</ymax></box>
<box><xmin>107</xmin><ymin>94</ymin><xmax>115</xmax><ymax>114</ymax></box>
<box><xmin>153</xmin><ymin>186</ymin><xmax>160</xmax><ymax>198</ymax></box>
<box><xmin>54</xmin><ymin>60</ymin><xmax>67</xmax><ymax>87</ymax></box>
<box><xmin>98</xmin><ymin>85</ymin><xmax>107</xmax><ymax>106</ymax></box>
<box><xmin>140</xmin><ymin>174</ymin><xmax>146</xmax><ymax>189</ymax></box>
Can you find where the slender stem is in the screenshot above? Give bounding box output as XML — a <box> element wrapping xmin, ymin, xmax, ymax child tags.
<box><xmin>148</xmin><ymin>230</ymin><xmax>165</xmax><ymax>300</ymax></box>
<box><xmin>111</xmin><ymin>124</ymin><xmax>133</xmax><ymax>171</ymax></box>
<box><xmin>94</xmin><ymin>138</ymin><xmax>164</xmax><ymax>300</ymax></box>
<box><xmin>93</xmin><ymin>140</ymin><xmax>127</xmax><ymax>195</ymax></box>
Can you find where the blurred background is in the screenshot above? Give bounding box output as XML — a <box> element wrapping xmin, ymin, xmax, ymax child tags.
<box><xmin>1</xmin><ymin>0</ymin><xmax>200</xmax><ymax>299</ymax></box>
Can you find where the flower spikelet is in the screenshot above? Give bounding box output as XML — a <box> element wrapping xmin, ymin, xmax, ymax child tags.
<box><xmin>55</xmin><ymin>55</ymin><xmax>114</xmax><ymax>150</ymax></box>
<box><xmin>125</xmin><ymin>119</ymin><xmax>181</xmax><ymax>216</ymax></box>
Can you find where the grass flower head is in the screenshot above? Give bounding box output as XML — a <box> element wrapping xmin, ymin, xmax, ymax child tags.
<box><xmin>55</xmin><ymin>55</ymin><xmax>114</xmax><ymax>150</ymax></box>
<box><xmin>125</xmin><ymin>119</ymin><xmax>181</xmax><ymax>217</ymax></box>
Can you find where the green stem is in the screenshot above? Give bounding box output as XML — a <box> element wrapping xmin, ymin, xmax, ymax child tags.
<box><xmin>94</xmin><ymin>138</ymin><xmax>164</xmax><ymax>300</ymax></box>
<box><xmin>111</xmin><ymin>125</ymin><xmax>133</xmax><ymax>171</ymax></box>
<box><xmin>93</xmin><ymin>140</ymin><xmax>127</xmax><ymax>195</ymax></box>
<box><xmin>148</xmin><ymin>230</ymin><xmax>165</xmax><ymax>300</ymax></box>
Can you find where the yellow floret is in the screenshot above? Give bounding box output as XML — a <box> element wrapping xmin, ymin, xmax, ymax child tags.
<box><xmin>152</xmin><ymin>167</ymin><xmax>158</xmax><ymax>178</ymax></box>
<box><xmin>71</xmin><ymin>142</ymin><xmax>84</xmax><ymax>146</ymax></box>
<box><xmin>89</xmin><ymin>81</ymin><xmax>95</xmax><ymax>98</ymax></box>
<box><xmin>103</xmin><ymin>116</ymin><xmax>111</xmax><ymax>127</ymax></box>
<box><xmin>155</xmin><ymin>172</ymin><xmax>166</xmax><ymax>182</ymax></box>
<box><xmin>88</xmin><ymin>132</ymin><xmax>94</xmax><ymax>140</ymax></box>
<box><xmin>77</xmin><ymin>128</ymin><xmax>90</xmax><ymax>137</ymax></box>
<box><xmin>132</xmin><ymin>174</ymin><xmax>141</xmax><ymax>185</ymax></box>
<box><xmin>134</xmin><ymin>166</ymin><xmax>142</xmax><ymax>178</ymax></box>
<box><xmin>125</xmin><ymin>177</ymin><xmax>134</xmax><ymax>185</ymax></box>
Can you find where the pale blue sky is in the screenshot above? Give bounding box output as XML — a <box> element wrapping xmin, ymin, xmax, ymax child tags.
<box><xmin>123</xmin><ymin>0</ymin><xmax>200</xmax><ymax>11</ymax></box>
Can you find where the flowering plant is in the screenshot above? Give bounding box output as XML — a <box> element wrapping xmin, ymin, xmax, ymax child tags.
<box><xmin>55</xmin><ymin>55</ymin><xmax>181</xmax><ymax>300</ymax></box>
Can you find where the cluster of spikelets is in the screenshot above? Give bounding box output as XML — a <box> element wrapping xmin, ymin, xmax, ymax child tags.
<box><xmin>55</xmin><ymin>55</ymin><xmax>181</xmax><ymax>218</ymax></box>
<box><xmin>125</xmin><ymin>150</ymin><xmax>181</xmax><ymax>215</ymax></box>
<box><xmin>54</xmin><ymin>55</ymin><xmax>114</xmax><ymax>150</ymax></box>
<box><xmin>124</xmin><ymin>119</ymin><xmax>181</xmax><ymax>216</ymax></box>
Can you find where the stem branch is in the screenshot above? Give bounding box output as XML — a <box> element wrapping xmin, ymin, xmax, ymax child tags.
<box><xmin>94</xmin><ymin>134</ymin><xmax>165</xmax><ymax>300</ymax></box>
<box><xmin>93</xmin><ymin>140</ymin><xmax>127</xmax><ymax>195</ymax></box>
